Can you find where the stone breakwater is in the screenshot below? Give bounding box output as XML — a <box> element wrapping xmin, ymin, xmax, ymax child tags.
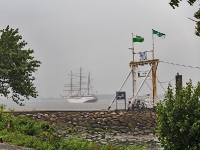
<box><xmin>12</xmin><ymin>109</ymin><xmax>162</xmax><ymax>149</ymax></box>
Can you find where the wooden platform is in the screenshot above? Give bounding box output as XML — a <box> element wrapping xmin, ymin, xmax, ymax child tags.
<box><xmin>129</xmin><ymin>59</ymin><xmax>159</xmax><ymax>66</ymax></box>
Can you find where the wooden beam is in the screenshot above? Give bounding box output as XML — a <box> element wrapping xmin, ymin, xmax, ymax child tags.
<box><xmin>129</xmin><ymin>59</ymin><xmax>159</xmax><ymax>67</ymax></box>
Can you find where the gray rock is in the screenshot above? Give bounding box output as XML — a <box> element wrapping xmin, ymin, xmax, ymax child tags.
<box><xmin>37</xmin><ymin>115</ymin><xmax>41</xmax><ymax>119</ymax></box>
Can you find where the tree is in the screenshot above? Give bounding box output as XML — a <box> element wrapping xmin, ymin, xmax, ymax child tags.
<box><xmin>0</xmin><ymin>26</ymin><xmax>41</xmax><ymax>104</ymax></box>
<box><xmin>157</xmin><ymin>80</ymin><xmax>200</xmax><ymax>149</ymax></box>
<box><xmin>169</xmin><ymin>0</ymin><xmax>200</xmax><ymax>36</ymax></box>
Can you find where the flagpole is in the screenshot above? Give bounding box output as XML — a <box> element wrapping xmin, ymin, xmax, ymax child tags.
<box><xmin>131</xmin><ymin>33</ymin><xmax>136</xmax><ymax>98</ymax></box>
<box><xmin>152</xmin><ymin>29</ymin><xmax>157</xmax><ymax>108</ymax></box>
<box><xmin>152</xmin><ymin>29</ymin><xmax>154</xmax><ymax>60</ymax></box>
<box><xmin>132</xmin><ymin>33</ymin><xmax>134</xmax><ymax>61</ymax></box>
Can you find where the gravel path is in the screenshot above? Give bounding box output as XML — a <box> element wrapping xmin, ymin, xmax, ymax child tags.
<box><xmin>0</xmin><ymin>143</ymin><xmax>35</xmax><ymax>150</ymax></box>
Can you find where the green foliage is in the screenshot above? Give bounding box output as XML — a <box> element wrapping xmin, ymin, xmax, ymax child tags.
<box><xmin>86</xmin><ymin>123</ymin><xmax>91</xmax><ymax>130</ymax></box>
<box><xmin>128</xmin><ymin>123</ymin><xmax>133</xmax><ymax>129</ymax></box>
<box><xmin>107</xmin><ymin>128</ymin><xmax>114</xmax><ymax>133</ymax></box>
<box><xmin>0</xmin><ymin>104</ymin><xmax>6</xmax><ymax>121</ymax></box>
<box><xmin>97</xmin><ymin>128</ymin><xmax>104</xmax><ymax>132</ymax></box>
<box><xmin>157</xmin><ymin>80</ymin><xmax>200</xmax><ymax>149</ymax></box>
<box><xmin>0</xmin><ymin>104</ymin><xmax>146</xmax><ymax>150</ymax></box>
<box><xmin>68</xmin><ymin>127</ymin><xmax>73</xmax><ymax>133</ymax></box>
<box><xmin>91</xmin><ymin>130</ymin><xmax>95</xmax><ymax>134</ymax></box>
<box><xmin>113</xmin><ymin>132</ymin><xmax>117</xmax><ymax>136</ymax></box>
<box><xmin>194</xmin><ymin>10</ymin><xmax>200</xmax><ymax>36</ymax></box>
<box><xmin>168</xmin><ymin>0</ymin><xmax>200</xmax><ymax>37</ymax></box>
<box><xmin>101</xmin><ymin>133</ymin><xmax>105</xmax><ymax>139</ymax></box>
<box><xmin>169</xmin><ymin>0</ymin><xmax>197</xmax><ymax>9</ymax></box>
<box><xmin>0</xmin><ymin>26</ymin><xmax>41</xmax><ymax>103</ymax></box>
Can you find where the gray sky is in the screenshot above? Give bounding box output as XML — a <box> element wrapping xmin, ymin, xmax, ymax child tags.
<box><xmin>1</xmin><ymin>0</ymin><xmax>200</xmax><ymax>98</ymax></box>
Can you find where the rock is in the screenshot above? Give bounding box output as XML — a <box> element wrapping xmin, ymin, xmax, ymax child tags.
<box><xmin>119</xmin><ymin>111</ymin><xmax>124</xmax><ymax>116</ymax></box>
<box><xmin>111</xmin><ymin>112</ymin><xmax>116</xmax><ymax>115</ymax></box>
<box><xmin>51</xmin><ymin>114</ymin><xmax>56</xmax><ymax>118</ymax></box>
<box><xmin>120</xmin><ymin>129</ymin><xmax>127</xmax><ymax>133</ymax></box>
<box><xmin>50</xmin><ymin>117</ymin><xmax>56</xmax><ymax>122</ymax></box>
<box><xmin>144</xmin><ymin>129</ymin><xmax>152</xmax><ymax>133</ymax></box>
<box><xmin>111</xmin><ymin>120</ymin><xmax>121</xmax><ymax>126</ymax></box>
<box><xmin>107</xmin><ymin>117</ymin><xmax>112</xmax><ymax>120</ymax></box>
<box><xmin>44</xmin><ymin>114</ymin><xmax>49</xmax><ymax>117</ymax></box>
<box><xmin>100</xmin><ymin>112</ymin><xmax>104</xmax><ymax>115</ymax></box>
<box><xmin>26</xmin><ymin>114</ymin><xmax>32</xmax><ymax>117</ymax></box>
<box><xmin>91</xmin><ymin>124</ymin><xmax>100</xmax><ymax>128</ymax></box>
<box><xmin>32</xmin><ymin>115</ymin><xmax>37</xmax><ymax>117</ymax></box>
<box><xmin>58</xmin><ymin>112</ymin><xmax>66</xmax><ymax>117</ymax></box>
<box><xmin>112</xmin><ymin>115</ymin><xmax>117</xmax><ymax>119</ymax></box>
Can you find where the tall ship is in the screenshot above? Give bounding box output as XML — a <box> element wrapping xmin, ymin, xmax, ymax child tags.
<box><xmin>61</xmin><ymin>67</ymin><xmax>98</xmax><ymax>103</ymax></box>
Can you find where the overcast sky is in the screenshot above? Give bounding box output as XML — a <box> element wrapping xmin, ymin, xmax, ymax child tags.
<box><xmin>0</xmin><ymin>1</ymin><xmax>200</xmax><ymax>98</ymax></box>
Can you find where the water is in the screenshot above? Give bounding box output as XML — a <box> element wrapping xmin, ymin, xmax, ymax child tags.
<box><xmin>0</xmin><ymin>94</ymin><xmax>124</xmax><ymax>111</ymax></box>
<box><xmin>0</xmin><ymin>94</ymin><xmax>165</xmax><ymax>111</ymax></box>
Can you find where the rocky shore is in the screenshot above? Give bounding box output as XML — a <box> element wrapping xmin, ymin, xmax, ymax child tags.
<box><xmin>57</xmin><ymin>126</ymin><xmax>162</xmax><ymax>149</ymax></box>
<box><xmin>11</xmin><ymin>109</ymin><xmax>163</xmax><ymax>149</ymax></box>
<box><xmin>0</xmin><ymin>142</ymin><xmax>35</xmax><ymax>150</ymax></box>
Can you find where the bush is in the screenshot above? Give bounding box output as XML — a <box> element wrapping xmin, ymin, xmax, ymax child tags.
<box><xmin>157</xmin><ymin>80</ymin><xmax>200</xmax><ymax>149</ymax></box>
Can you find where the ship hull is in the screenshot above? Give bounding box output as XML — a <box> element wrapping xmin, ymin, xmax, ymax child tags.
<box><xmin>66</xmin><ymin>95</ymin><xmax>98</xmax><ymax>103</ymax></box>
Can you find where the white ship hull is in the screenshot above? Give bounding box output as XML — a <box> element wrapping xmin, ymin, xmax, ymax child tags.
<box><xmin>66</xmin><ymin>95</ymin><xmax>98</xmax><ymax>103</ymax></box>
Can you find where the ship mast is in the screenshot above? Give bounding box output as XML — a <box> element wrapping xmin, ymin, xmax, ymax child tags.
<box><xmin>70</xmin><ymin>71</ymin><xmax>73</xmax><ymax>94</ymax></box>
<box><xmin>79</xmin><ymin>67</ymin><xmax>82</xmax><ymax>95</ymax></box>
<box><xmin>87</xmin><ymin>72</ymin><xmax>90</xmax><ymax>95</ymax></box>
<box><xmin>63</xmin><ymin>71</ymin><xmax>78</xmax><ymax>95</ymax></box>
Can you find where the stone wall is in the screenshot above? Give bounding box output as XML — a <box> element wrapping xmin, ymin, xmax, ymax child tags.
<box><xmin>13</xmin><ymin>109</ymin><xmax>157</xmax><ymax>135</ymax></box>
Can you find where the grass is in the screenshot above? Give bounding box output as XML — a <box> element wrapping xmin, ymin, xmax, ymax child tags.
<box><xmin>128</xmin><ymin>123</ymin><xmax>133</xmax><ymax>129</ymax></box>
<box><xmin>0</xmin><ymin>104</ymin><xmax>147</xmax><ymax>150</ymax></box>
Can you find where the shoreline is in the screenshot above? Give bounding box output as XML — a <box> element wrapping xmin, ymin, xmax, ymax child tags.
<box><xmin>10</xmin><ymin>109</ymin><xmax>162</xmax><ymax>149</ymax></box>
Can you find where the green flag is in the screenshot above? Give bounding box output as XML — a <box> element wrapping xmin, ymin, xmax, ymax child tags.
<box><xmin>133</xmin><ymin>35</ymin><xmax>144</xmax><ymax>42</ymax></box>
<box><xmin>152</xmin><ymin>29</ymin><xmax>166</xmax><ymax>38</ymax></box>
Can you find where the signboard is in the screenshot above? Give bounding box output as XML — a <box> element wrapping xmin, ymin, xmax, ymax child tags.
<box><xmin>116</xmin><ymin>91</ymin><xmax>126</xmax><ymax>100</ymax></box>
<box><xmin>139</xmin><ymin>52</ymin><xmax>147</xmax><ymax>60</ymax></box>
<box><xmin>138</xmin><ymin>71</ymin><xmax>151</xmax><ymax>78</ymax></box>
<box><xmin>116</xmin><ymin>91</ymin><xmax>126</xmax><ymax>110</ymax></box>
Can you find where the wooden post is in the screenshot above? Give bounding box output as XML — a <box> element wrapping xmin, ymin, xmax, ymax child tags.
<box><xmin>152</xmin><ymin>62</ymin><xmax>157</xmax><ymax>107</ymax></box>
<box><xmin>175</xmin><ymin>73</ymin><xmax>182</xmax><ymax>93</ymax></box>
<box><xmin>132</xmin><ymin>67</ymin><xmax>136</xmax><ymax>97</ymax></box>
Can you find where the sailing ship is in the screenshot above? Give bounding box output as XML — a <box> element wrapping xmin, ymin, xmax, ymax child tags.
<box><xmin>61</xmin><ymin>67</ymin><xmax>98</xmax><ymax>103</ymax></box>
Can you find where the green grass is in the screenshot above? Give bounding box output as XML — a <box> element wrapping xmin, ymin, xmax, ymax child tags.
<box><xmin>0</xmin><ymin>104</ymin><xmax>147</xmax><ymax>150</ymax></box>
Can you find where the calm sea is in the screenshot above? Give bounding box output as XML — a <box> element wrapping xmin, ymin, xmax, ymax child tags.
<box><xmin>0</xmin><ymin>94</ymin><xmax>125</xmax><ymax>111</ymax></box>
<box><xmin>0</xmin><ymin>94</ymin><xmax>165</xmax><ymax>111</ymax></box>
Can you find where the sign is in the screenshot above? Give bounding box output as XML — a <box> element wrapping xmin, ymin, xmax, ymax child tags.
<box><xmin>139</xmin><ymin>52</ymin><xmax>147</xmax><ymax>60</ymax></box>
<box><xmin>138</xmin><ymin>71</ymin><xmax>151</xmax><ymax>78</ymax></box>
<box><xmin>116</xmin><ymin>91</ymin><xmax>126</xmax><ymax>100</ymax></box>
